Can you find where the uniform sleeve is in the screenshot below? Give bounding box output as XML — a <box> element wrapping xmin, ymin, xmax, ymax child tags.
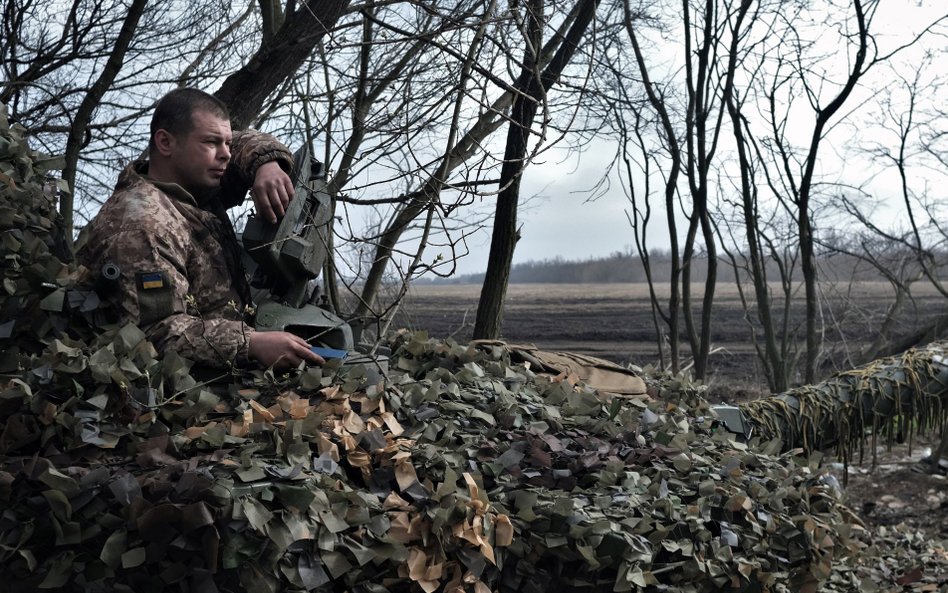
<box><xmin>218</xmin><ymin>130</ymin><xmax>294</xmax><ymax>209</ymax></box>
<box><xmin>89</xmin><ymin>225</ymin><xmax>256</xmax><ymax>368</ymax></box>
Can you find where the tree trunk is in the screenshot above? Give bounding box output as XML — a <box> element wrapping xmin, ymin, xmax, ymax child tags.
<box><xmin>473</xmin><ymin>0</ymin><xmax>600</xmax><ymax>339</ymax></box>
<box><xmin>694</xmin><ymin>210</ymin><xmax>717</xmax><ymax>379</ymax></box>
<box><xmin>472</xmin><ymin>0</ymin><xmax>544</xmax><ymax>340</ymax></box>
<box><xmin>215</xmin><ymin>0</ymin><xmax>351</xmax><ymax>129</ymax></box>
<box><xmin>727</xmin><ymin>94</ymin><xmax>787</xmax><ymax>392</ymax></box>
<box><xmin>60</xmin><ymin>0</ymin><xmax>148</xmax><ymax>243</ymax></box>
<box><xmin>799</xmin><ymin>205</ymin><xmax>820</xmax><ymax>384</ymax></box>
<box><xmin>354</xmin><ymin>3</ymin><xmax>590</xmax><ymax>321</ymax></box>
<box><xmin>623</xmin><ymin>9</ymin><xmax>683</xmax><ymax>373</ymax></box>
<box><xmin>794</xmin><ymin>0</ymin><xmax>868</xmax><ymax>383</ymax></box>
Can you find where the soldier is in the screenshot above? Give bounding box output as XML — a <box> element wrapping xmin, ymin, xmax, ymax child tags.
<box><xmin>78</xmin><ymin>88</ymin><xmax>324</xmax><ymax>369</ymax></box>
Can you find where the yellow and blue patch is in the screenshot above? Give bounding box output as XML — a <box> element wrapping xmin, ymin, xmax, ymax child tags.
<box><xmin>139</xmin><ymin>272</ymin><xmax>165</xmax><ymax>290</ymax></box>
<box><xmin>135</xmin><ymin>271</ymin><xmax>173</xmax><ymax>325</ymax></box>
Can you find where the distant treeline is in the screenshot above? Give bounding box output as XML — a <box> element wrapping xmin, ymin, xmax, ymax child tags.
<box><xmin>425</xmin><ymin>250</ymin><xmax>942</xmax><ymax>284</ymax></box>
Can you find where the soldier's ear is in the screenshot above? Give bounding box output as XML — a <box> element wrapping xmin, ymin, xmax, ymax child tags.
<box><xmin>153</xmin><ymin>129</ymin><xmax>177</xmax><ymax>157</ymax></box>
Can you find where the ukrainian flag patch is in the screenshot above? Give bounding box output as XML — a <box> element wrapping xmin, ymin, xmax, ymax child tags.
<box><xmin>139</xmin><ymin>272</ymin><xmax>166</xmax><ymax>290</ymax></box>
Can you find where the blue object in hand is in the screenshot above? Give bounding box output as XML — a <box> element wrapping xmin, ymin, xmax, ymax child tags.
<box><xmin>311</xmin><ymin>347</ymin><xmax>348</xmax><ymax>360</ymax></box>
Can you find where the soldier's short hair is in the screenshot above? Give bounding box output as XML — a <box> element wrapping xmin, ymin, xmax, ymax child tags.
<box><xmin>149</xmin><ymin>88</ymin><xmax>230</xmax><ymax>150</ymax></box>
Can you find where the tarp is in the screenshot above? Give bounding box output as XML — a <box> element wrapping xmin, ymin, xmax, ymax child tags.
<box><xmin>473</xmin><ymin>340</ymin><xmax>649</xmax><ymax>398</ymax></box>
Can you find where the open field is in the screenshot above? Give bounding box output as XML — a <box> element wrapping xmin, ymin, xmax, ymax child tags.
<box><xmin>396</xmin><ymin>281</ymin><xmax>948</xmax><ymax>396</ymax></box>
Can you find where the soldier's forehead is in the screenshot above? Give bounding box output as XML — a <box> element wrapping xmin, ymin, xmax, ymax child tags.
<box><xmin>192</xmin><ymin>110</ymin><xmax>232</xmax><ymax>135</ymax></box>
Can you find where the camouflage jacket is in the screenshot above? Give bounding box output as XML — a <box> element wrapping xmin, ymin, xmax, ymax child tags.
<box><xmin>77</xmin><ymin>131</ymin><xmax>293</xmax><ymax>368</ymax></box>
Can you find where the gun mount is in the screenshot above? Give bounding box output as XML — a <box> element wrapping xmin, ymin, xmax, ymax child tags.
<box><xmin>241</xmin><ymin>145</ymin><xmax>354</xmax><ymax>352</ymax></box>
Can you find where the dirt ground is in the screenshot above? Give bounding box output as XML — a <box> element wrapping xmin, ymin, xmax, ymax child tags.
<box><xmin>835</xmin><ymin>435</ymin><xmax>948</xmax><ymax>539</ymax></box>
<box><xmin>396</xmin><ymin>282</ymin><xmax>948</xmax><ymax>540</ymax></box>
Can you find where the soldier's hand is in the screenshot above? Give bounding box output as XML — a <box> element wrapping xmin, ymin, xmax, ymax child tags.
<box><xmin>248</xmin><ymin>331</ymin><xmax>324</xmax><ymax>369</ymax></box>
<box><xmin>251</xmin><ymin>161</ymin><xmax>294</xmax><ymax>223</ymax></box>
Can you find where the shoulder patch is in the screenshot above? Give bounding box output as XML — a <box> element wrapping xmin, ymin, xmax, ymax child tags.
<box><xmin>139</xmin><ymin>272</ymin><xmax>166</xmax><ymax>290</ymax></box>
<box><xmin>136</xmin><ymin>271</ymin><xmax>174</xmax><ymax>326</ymax></box>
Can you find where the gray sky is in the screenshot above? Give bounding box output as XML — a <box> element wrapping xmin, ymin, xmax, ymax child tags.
<box><xmin>443</xmin><ymin>1</ymin><xmax>947</xmax><ymax>277</ymax></box>
<box><xmin>454</xmin><ymin>149</ymin><xmax>655</xmax><ymax>275</ymax></box>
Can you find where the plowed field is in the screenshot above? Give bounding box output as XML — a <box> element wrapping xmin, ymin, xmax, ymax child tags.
<box><xmin>397</xmin><ymin>281</ymin><xmax>946</xmax><ymax>396</ymax></box>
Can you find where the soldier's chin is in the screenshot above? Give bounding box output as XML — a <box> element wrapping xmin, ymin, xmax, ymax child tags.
<box><xmin>191</xmin><ymin>179</ymin><xmax>222</xmax><ymax>197</ymax></box>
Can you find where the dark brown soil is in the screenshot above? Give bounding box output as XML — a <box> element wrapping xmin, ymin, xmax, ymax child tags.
<box><xmin>397</xmin><ymin>282</ymin><xmax>948</xmax><ymax>538</ymax></box>
<box><xmin>397</xmin><ymin>281</ymin><xmax>947</xmax><ymax>392</ymax></box>
<box><xmin>835</xmin><ymin>436</ymin><xmax>948</xmax><ymax>538</ymax></box>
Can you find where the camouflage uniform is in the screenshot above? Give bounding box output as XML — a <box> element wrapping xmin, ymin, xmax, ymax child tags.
<box><xmin>77</xmin><ymin>131</ymin><xmax>293</xmax><ymax>368</ymax></box>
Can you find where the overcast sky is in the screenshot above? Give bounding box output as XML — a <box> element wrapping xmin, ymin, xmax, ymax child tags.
<box><xmin>457</xmin><ymin>147</ymin><xmax>644</xmax><ymax>275</ymax></box>
<box><xmin>442</xmin><ymin>1</ymin><xmax>947</xmax><ymax>277</ymax></box>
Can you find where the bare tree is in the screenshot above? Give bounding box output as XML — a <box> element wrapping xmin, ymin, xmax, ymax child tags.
<box><xmin>341</xmin><ymin>2</ymin><xmax>604</xmax><ymax>325</ymax></box>
<box><xmin>819</xmin><ymin>226</ymin><xmax>927</xmax><ymax>362</ymax></box>
<box><xmin>716</xmin><ymin>170</ymin><xmax>804</xmax><ymax>391</ymax></box>
<box><xmin>59</xmin><ymin>0</ymin><xmax>148</xmax><ymax>243</ymax></box>
<box><xmin>1</xmin><ymin>0</ymin><xmax>355</xmax><ymax>234</ymax></box>
<box><xmin>215</xmin><ymin>0</ymin><xmax>352</xmax><ymax>129</ymax></box>
<box><xmin>3</xmin><ymin>0</ymin><xmax>524</xmax><ymax>330</ymax></box>
<box><xmin>7</xmin><ymin>0</ymin><xmax>947</xmax><ymax>375</ymax></box>
<box><xmin>604</xmin><ymin>0</ymin><xmax>948</xmax><ymax>389</ymax></box>
<box><xmin>474</xmin><ymin>0</ymin><xmax>601</xmax><ymax>339</ymax></box>
<box><xmin>615</xmin><ymin>0</ymin><xmax>758</xmax><ymax>379</ymax></box>
<box><xmin>825</xmin><ymin>60</ymin><xmax>948</xmax><ymax>360</ymax></box>
<box><xmin>719</xmin><ymin>86</ymin><xmax>797</xmax><ymax>391</ymax></box>
<box><xmin>746</xmin><ymin>1</ymin><xmax>948</xmax><ymax>381</ymax></box>
<box><xmin>762</xmin><ymin>0</ymin><xmax>870</xmax><ymax>383</ymax></box>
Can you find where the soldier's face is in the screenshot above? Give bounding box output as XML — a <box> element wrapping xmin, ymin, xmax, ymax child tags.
<box><xmin>166</xmin><ymin>110</ymin><xmax>233</xmax><ymax>193</ymax></box>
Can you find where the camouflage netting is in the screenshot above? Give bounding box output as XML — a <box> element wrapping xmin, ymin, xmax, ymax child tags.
<box><xmin>2</xmin><ymin>104</ymin><xmax>947</xmax><ymax>593</ymax></box>
<box><xmin>741</xmin><ymin>346</ymin><xmax>948</xmax><ymax>467</ymax></box>
<box><xmin>0</xmin><ymin>110</ymin><xmax>89</xmax><ymax>367</ymax></box>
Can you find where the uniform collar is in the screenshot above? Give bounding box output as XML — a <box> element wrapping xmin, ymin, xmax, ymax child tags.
<box><xmin>121</xmin><ymin>159</ymin><xmax>216</xmax><ymax>207</ymax></box>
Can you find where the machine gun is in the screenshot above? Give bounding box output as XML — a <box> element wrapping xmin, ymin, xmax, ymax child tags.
<box><xmin>241</xmin><ymin>145</ymin><xmax>354</xmax><ymax>356</ymax></box>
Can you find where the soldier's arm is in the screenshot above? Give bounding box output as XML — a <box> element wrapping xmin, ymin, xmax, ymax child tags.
<box><xmin>249</xmin><ymin>161</ymin><xmax>293</xmax><ymax>223</ymax></box>
<box><xmin>249</xmin><ymin>331</ymin><xmax>324</xmax><ymax>368</ymax></box>
<box><xmin>92</xmin><ymin>227</ymin><xmax>256</xmax><ymax>367</ymax></box>
<box><xmin>219</xmin><ymin>130</ymin><xmax>295</xmax><ymax>221</ymax></box>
